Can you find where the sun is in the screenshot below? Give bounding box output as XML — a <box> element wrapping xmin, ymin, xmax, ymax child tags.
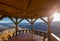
<box><xmin>53</xmin><ymin>12</ymin><xmax>60</xmax><ymax>21</ymax></box>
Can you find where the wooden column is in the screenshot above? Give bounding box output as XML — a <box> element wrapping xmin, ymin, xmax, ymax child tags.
<box><xmin>48</xmin><ymin>16</ymin><xmax>51</xmax><ymax>41</ymax></box>
<box><xmin>40</xmin><ymin>17</ymin><xmax>47</xmax><ymax>41</ymax></box>
<box><xmin>15</xmin><ymin>18</ymin><xmax>18</xmax><ymax>36</ymax></box>
<box><xmin>26</xmin><ymin>19</ymin><xmax>34</xmax><ymax>34</ymax></box>
<box><xmin>9</xmin><ymin>17</ymin><xmax>23</xmax><ymax>36</ymax></box>
<box><xmin>26</xmin><ymin>19</ymin><xmax>37</xmax><ymax>34</ymax></box>
<box><xmin>31</xmin><ymin>19</ymin><xmax>33</xmax><ymax>30</ymax></box>
<box><xmin>40</xmin><ymin>17</ymin><xmax>53</xmax><ymax>41</ymax></box>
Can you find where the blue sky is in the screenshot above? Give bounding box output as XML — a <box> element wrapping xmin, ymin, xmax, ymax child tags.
<box><xmin>0</xmin><ymin>17</ymin><xmax>47</xmax><ymax>23</ymax></box>
<box><xmin>0</xmin><ymin>17</ymin><xmax>12</xmax><ymax>23</ymax></box>
<box><xmin>0</xmin><ymin>16</ymin><xmax>60</xmax><ymax>23</ymax></box>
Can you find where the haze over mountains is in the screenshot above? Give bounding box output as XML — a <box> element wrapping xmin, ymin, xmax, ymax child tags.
<box><xmin>0</xmin><ymin>22</ymin><xmax>60</xmax><ymax>38</ymax></box>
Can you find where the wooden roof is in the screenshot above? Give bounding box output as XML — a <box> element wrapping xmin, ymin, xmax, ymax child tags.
<box><xmin>0</xmin><ymin>0</ymin><xmax>60</xmax><ymax>18</ymax></box>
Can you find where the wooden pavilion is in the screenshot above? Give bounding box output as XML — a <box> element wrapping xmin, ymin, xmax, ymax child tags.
<box><xmin>0</xmin><ymin>0</ymin><xmax>60</xmax><ymax>41</ymax></box>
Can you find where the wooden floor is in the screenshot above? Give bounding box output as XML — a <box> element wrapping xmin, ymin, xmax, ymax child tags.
<box><xmin>8</xmin><ymin>33</ymin><xmax>43</xmax><ymax>41</ymax></box>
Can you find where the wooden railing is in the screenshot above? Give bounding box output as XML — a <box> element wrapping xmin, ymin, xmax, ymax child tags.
<box><xmin>50</xmin><ymin>33</ymin><xmax>60</xmax><ymax>41</ymax></box>
<box><xmin>0</xmin><ymin>30</ymin><xmax>60</xmax><ymax>41</ymax></box>
<box><xmin>0</xmin><ymin>30</ymin><xmax>48</xmax><ymax>41</ymax></box>
<box><xmin>18</xmin><ymin>30</ymin><xmax>48</xmax><ymax>41</ymax></box>
<box><xmin>33</xmin><ymin>30</ymin><xmax>48</xmax><ymax>41</ymax></box>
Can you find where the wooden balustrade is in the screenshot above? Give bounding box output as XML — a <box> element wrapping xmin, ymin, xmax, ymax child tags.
<box><xmin>1</xmin><ymin>30</ymin><xmax>60</xmax><ymax>41</ymax></box>
<box><xmin>33</xmin><ymin>30</ymin><xmax>48</xmax><ymax>41</ymax></box>
<box><xmin>50</xmin><ymin>33</ymin><xmax>60</xmax><ymax>41</ymax></box>
<box><xmin>18</xmin><ymin>30</ymin><xmax>48</xmax><ymax>41</ymax></box>
<box><xmin>18</xmin><ymin>30</ymin><xmax>31</xmax><ymax>34</ymax></box>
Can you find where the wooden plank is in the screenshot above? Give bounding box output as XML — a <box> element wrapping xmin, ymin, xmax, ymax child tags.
<box><xmin>8</xmin><ymin>33</ymin><xmax>42</xmax><ymax>41</ymax></box>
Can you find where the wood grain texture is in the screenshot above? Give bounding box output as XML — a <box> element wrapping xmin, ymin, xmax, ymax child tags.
<box><xmin>8</xmin><ymin>33</ymin><xmax>42</xmax><ymax>41</ymax></box>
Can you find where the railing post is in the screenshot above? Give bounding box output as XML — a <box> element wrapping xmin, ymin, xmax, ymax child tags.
<box><xmin>29</xmin><ymin>30</ymin><xmax>31</xmax><ymax>33</ymax></box>
<box><xmin>26</xmin><ymin>30</ymin><xmax>27</xmax><ymax>33</ymax></box>
<box><xmin>43</xmin><ymin>33</ymin><xmax>46</xmax><ymax>41</ymax></box>
<box><xmin>40</xmin><ymin>32</ymin><xmax>42</xmax><ymax>36</ymax></box>
<box><xmin>22</xmin><ymin>30</ymin><xmax>24</xmax><ymax>33</ymax></box>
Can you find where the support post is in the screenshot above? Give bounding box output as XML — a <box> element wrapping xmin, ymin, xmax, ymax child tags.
<box><xmin>26</xmin><ymin>19</ymin><xmax>37</xmax><ymax>34</ymax></box>
<box><xmin>9</xmin><ymin>17</ymin><xmax>23</xmax><ymax>36</ymax></box>
<box><xmin>30</xmin><ymin>19</ymin><xmax>35</xmax><ymax>34</ymax></box>
<box><xmin>26</xmin><ymin>19</ymin><xmax>34</xmax><ymax>31</ymax></box>
<box><xmin>48</xmin><ymin>16</ymin><xmax>51</xmax><ymax>41</ymax></box>
<box><xmin>31</xmin><ymin>19</ymin><xmax>34</xmax><ymax>31</ymax></box>
<box><xmin>15</xmin><ymin>18</ymin><xmax>18</xmax><ymax>36</ymax></box>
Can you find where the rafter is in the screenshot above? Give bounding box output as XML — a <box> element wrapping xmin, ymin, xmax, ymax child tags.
<box><xmin>0</xmin><ymin>2</ymin><xmax>25</xmax><ymax>12</ymax></box>
<box><xmin>0</xmin><ymin>10</ymin><xmax>13</xmax><ymax>17</ymax></box>
<box><xmin>27</xmin><ymin>0</ymin><xmax>31</xmax><ymax>9</ymax></box>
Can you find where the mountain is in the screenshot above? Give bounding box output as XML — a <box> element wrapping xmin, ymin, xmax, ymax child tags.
<box><xmin>0</xmin><ymin>22</ymin><xmax>60</xmax><ymax>37</ymax></box>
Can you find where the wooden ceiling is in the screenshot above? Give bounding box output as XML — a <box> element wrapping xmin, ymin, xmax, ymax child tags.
<box><xmin>0</xmin><ymin>0</ymin><xmax>60</xmax><ymax>18</ymax></box>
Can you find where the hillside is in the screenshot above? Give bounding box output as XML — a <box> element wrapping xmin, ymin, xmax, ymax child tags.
<box><xmin>0</xmin><ymin>22</ymin><xmax>60</xmax><ymax>38</ymax></box>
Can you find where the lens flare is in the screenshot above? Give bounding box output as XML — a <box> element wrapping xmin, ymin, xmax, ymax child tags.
<box><xmin>53</xmin><ymin>12</ymin><xmax>60</xmax><ymax>21</ymax></box>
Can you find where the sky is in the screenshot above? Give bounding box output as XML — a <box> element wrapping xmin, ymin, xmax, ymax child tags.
<box><xmin>0</xmin><ymin>12</ymin><xmax>60</xmax><ymax>23</ymax></box>
<box><xmin>0</xmin><ymin>17</ymin><xmax>12</xmax><ymax>23</ymax></box>
<box><xmin>0</xmin><ymin>17</ymin><xmax>60</xmax><ymax>23</ymax></box>
<box><xmin>0</xmin><ymin>17</ymin><xmax>47</xmax><ymax>23</ymax></box>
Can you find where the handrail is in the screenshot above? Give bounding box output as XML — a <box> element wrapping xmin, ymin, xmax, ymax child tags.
<box><xmin>33</xmin><ymin>30</ymin><xmax>48</xmax><ymax>34</ymax></box>
<box><xmin>51</xmin><ymin>33</ymin><xmax>60</xmax><ymax>41</ymax></box>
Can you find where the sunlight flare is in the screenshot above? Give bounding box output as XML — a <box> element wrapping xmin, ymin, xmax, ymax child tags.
<box><xmin>53</xmin><ymin>12</ymin><xmax>60</xmax><ymax>21</ymax></box>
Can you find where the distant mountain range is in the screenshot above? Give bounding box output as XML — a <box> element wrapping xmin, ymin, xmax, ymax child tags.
<box><xmin>0</xmin><ymin>22</ymin><xmax>60</xmax><ymax>37</ymax></box>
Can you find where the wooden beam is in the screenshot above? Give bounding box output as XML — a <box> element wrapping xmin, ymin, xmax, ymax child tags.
<box><xmin>0</xmin><ymin>2</ymin><xmax>25</xmax><ymax>12</ymax></box>
<box><xmin>9</xmin><ymin>17</ymin><xmax>18</xmax><ymax>36</ymax></box>
<box><xmin>9</xmin><ymin>17</ymin><xmax>15</xmax><ymax>24</ymax></box>
<box><xmin>33</xmin><ymin>18</ymin><xmax>37</xmax><ymax>23</ymax></box>
<box><xmin>0</xmin><ymin>15</ymin><xmax>6</xmax><ymax>20</ymax></box>
<box><xmin>0</xmin><ymin>10</ymin><xmax>13</xmax><ymax>17</ymax></box>
<box><xmin>40</xmin><ymin>17</ymin><xmax>48</xmax><ymax>24</ymax></box>
<box><xmin>30</xmin><ymin>19</ymin><xmax>34</xmax><ymax>34</ymax></box>
<box><xmin>26</xmin><ymin>19</ymin><xmax>31</xmax><ymax>23</ymax></box>
<box><xmin>26</xmin><ymin>19</ymin><xmax>37</xmax><ymax>30</ymax></box>
<box><xmin>25</xmin><ymin>0</ymin><xmax>31</xmax><ymax>14</ymax></box>
<box><xmin>31</xmin><ymin>19</ymin><xmax>33</xmax><ymax>30</ymax></box>
<box><xmin>26</xmin><ymin>19</ymin><xmax>37</xmax><ymax>24</ymax></box>
<box><xmin>27</xmin><ymin>0</ymin><xmax>31</xmax><ymax>9</ymax></box>
<box><xmin>26</xmin><ymin>19</ymin><xmax>35</xmax><ymax>34</ymax></box>
<box><xmin>18</xmin><ymin>19</ymin><xmax>24</xmax><ymax>24</ymax></box>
